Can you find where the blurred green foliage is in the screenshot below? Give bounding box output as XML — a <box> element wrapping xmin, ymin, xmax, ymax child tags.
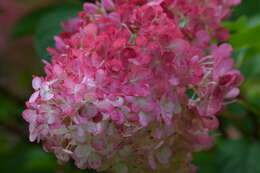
<box><xmin>1</xmin><ymin>0</ymin><xmax>260</xmax><ymax>173</ymax></box>
<box><xmin>34</xmin><ymin>4</ymin><xmax>82</xmax><ymax>60</ymax></box>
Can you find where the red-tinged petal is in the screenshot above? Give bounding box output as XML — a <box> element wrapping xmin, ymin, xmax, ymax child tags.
<box><xmin>202</xmin><ymin>116</ymin><xmax>219</xmax><ymax>131</ymax></box>
<box><xmin>111</xmin><ymin>110</ymin><xmax>125</xmax><ymax>124</ymax></box>
<box><xmin>82</xmin><ymin>23</ymin><xmax>98</xmax><ymax>36</ymax></box>
<box><xmin>83</xmin><ymin>3</ymin><xmax>98</xmax><ymax>13</ymax></box>
<box><xmin>102</xmin><ymin>0</ymin><xmax>115</xmax><ymax>11</ymax></box>
<box><xmin>215</xmin><ymin>27</ymin><xmax>230</xmax><ymax>42</ymax></box>
<box><xmin>23</xmin><ymin>109</ymin><xmax>37</xmax><ymax>123</ymax></box>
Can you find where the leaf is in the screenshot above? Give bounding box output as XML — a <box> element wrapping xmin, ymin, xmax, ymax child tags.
<box><xmin>216</xmin><ymin>139</ymin><xmax>260</xmax><ymax>173</ymax></box>
<box><xmin>0</xmin><ymin>142</ymin><xmax>35</xmax><ymax>173</ymax></box>
<box><xmin>23</xmin><ymin>148</ymin><xmax>56</xmax><ymax>172</ymax></box>
<box><xmin>12</xmin><ymin>7</ymin><xmax>56</xmax><ymax>38</ymax></box>
<box><xmin>227</xmin><ymin>103</ymin><xmax>247</xmax><ymax>116</ymax></box>
<box><xmin>247</xmin><ymin>14</ymin><xmax>260</xmax><ymax>28</ymax></box>
<box><xmin>0</xmin><ymin>141</ymin><xmax>100</xmax><ymax>173</ymax></box>
<box><xmin>229</xmin><ymin>24</ymin><xmax>260</xmax><ymax>48</ymax></box>
<box><xmin>239</xmin><ymin>55</ymin><xmax>260</xmax><ymax>81</ymax></box>
<box><xmin>239</xmin><ymin>82</ymin><xmax>260</xmax><ymax>120</ymax></box>
<box><xmin>231</xmin><ymin>0</ymin><xmax>260</xmax><ymax>20</ymax></box>
<box><xmin>238</xmin><ymin>99</ymin><xmax>260</xmax><ymax>117</ymax></box>
<box><xmin>0</xmin><ymin>95</ymin><xmax>20</xmax><ymax>121</ymax></box>
<box><xmin>193</xmin><ymin>150</ymin><xmax>217</xmax><ymax>173</ymax></box>
<box><xmin>222</xmin><ymin>16</ymin><xmax>247</xmax><ymax>33</ymax></box>
<box><xmin>224</xmin><ymin>103</ymin><xmax>256</xmax><ymax>135</ymax></box>
<box><xmin>34</xmin><ymin>4</ymin><xmax>82</xmax><ymax>61</ymax></box>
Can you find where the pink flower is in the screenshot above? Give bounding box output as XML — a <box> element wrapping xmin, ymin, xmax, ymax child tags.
<box><xmin>102</xmin><ymin>0</ymin><xmax>116</xmax><ymax>11</ymax></box>
<box><xmin>23</xmin><ymin>1</ymin><xmax>243</xmax><ymax>173</ymax></box>
<box><xmin>83</xmin><ymin>3</ymin><xmax>98</xmax><ymax>14</ymax></box>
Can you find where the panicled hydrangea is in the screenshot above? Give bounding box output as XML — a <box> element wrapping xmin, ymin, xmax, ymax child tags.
<box><xmin>23</xmin><ymin>0</ymin><xmax>243</xmax><ymax>172</ymax></box>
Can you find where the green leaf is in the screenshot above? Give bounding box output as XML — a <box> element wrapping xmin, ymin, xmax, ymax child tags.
<box><xmin>222</xmin><ymin>16</ymin><xmax>247</xmax><ymax>32</ymax></box>
<box><xmin>23</xmin><ymin>148</ymin><xmax>56</xmax><ymax>172</ymax></box>
<box><xmin>224</xmin><ymin>103</ymin><xmax>255</xmax><ymax>135</ymax></box>
<box><xmin>216</xmin><ymin>139</ymin><xmax>260</xmax><ymax>173</ymax></box>
<box><xmin>247</xmin><ymin>14</ymin><xmax>260</xmax><ymax>28</ymax></box>
<box><xmin>238</xmin><ymin>99</ymin><xmax>260</xmax><ymax>118</ymax></box>
<box><xmin>227</xmin><ymin>103</ymin><xmax>247</xmax><ymax>116</ymax></box>
<box><xmin>239</xmin><ymin>55</ymin><xmax>260</xmax><ymax>81</ymax></box>
<box><xmin>0</xmin><ymin>95</ymin><xmax>20</xmax><ymax>121</ymax></box>
<box><xmin>238</xmin><ymin>82</ymin><xmax>260</xmax><ymax>120</ymax></box>
<box><xmin>34</xmin><ymin>4</ymin><xmax>82</xmax><ymax>61</ymax></box>
<box><xmin>231</xmin><ymin>0</ymin><xmax>260</xmax><ymax>19</ymax></box>
<box><xmin>193</xmin><ymin>150</ymin><xmax>217</xmax><ymax>173</ymax></box>
<box><xmin>12</xmin><ymin>7</ymin><xmax>55</xmax><ymax>38</ymax></box>
<box><xmin>229</xmin><ymin>24</ymin><xmax>260</xmax><ymax>48</ymax></box>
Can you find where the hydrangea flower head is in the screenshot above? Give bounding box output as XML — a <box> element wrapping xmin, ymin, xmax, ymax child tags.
<box><xmin>23</xmin><ymin>0</ymin><xmax>243</xmax><ymax>172</ymax></box>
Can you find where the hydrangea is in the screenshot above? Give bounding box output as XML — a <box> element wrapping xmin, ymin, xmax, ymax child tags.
<box><xmin>23</xmin><ymin>0</ymin><xmax>243</xmax><ymax>172</ymax></box>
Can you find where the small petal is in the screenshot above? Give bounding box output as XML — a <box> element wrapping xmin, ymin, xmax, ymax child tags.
<box><xmin>23</xmin><ymin>109</ymin><xmax>37</xmax><ymax>123</ymax></box>
<box><xmin>83</xmin><ymin>3</ymin><xmax>98</xmax><ymax>13</ymax></box>
<box><xmin>29</xmin><ymin>91</ymin><xmax>40</xmax><ymax>103</ymax></box>
<box><xmin>102</xmin><ymin>0</ymin><xmax>115</xmax><ymax>11</ymax></box>
<box><xmin>225</xmin><ymin>88</ymin><xmax>240</xmax><ymax>98</ymax></box>
<box><xmin>32</xmin><ymin>77</ymin><xmax>42</xmax><ymax>90</ymax></box>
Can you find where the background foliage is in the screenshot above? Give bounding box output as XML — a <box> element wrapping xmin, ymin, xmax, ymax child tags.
<box><xmin>0</xmin><ymin>0</ymin><xmax>260</xmax><ymax>173</ymax></box>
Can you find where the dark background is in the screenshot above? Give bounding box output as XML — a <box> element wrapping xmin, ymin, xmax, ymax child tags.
<box><xmin>0</xmin><ymin>0</ymin><xmax>260</xmax><ymax>173</ymax></box>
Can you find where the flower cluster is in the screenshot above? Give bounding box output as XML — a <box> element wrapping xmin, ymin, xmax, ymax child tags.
<box><xmin>23</xmin><ymin>0</ymin><xmax>243</xmax><ymax>172</ymax></box>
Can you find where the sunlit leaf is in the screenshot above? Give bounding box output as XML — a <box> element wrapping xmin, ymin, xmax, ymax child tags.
<box><xmin>229</xmin><ymin>24</ymin><xmax>260</xmax><ymax>48</ymax></box>
<box><xmin>222</xmin><ymin>16</ymin><xmax>247</xmax><ymax>32</ymax></box>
